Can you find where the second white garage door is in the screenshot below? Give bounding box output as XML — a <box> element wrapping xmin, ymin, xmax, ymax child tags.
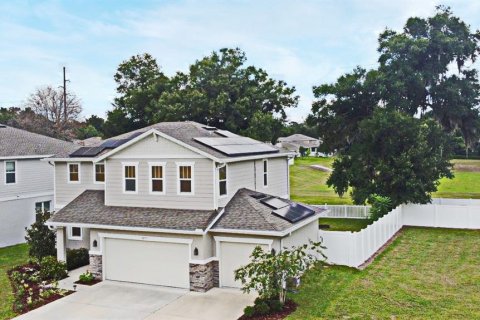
<box><xmin>219</xmin><ymin>241</ymin><xmax>270</xmax><ymax>288</ymax></box>
<box><xmin>104</xmin><ymin>237</ymin><xmax>190</xmax><ymax>289</ymax></box>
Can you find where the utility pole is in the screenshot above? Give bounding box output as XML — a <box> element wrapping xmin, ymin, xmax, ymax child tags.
<box><xmin>63</xmin><ymin>66</ymin><xmax>68</xmax><ymax>123</ymax></box>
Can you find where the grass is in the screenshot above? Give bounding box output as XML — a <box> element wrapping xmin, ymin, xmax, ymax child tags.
<box><xmin>290</xmin><ymin>157</ymin><xmax>352</xmax><ymax>205</ymax></box>
<box><xmin>288</xmin><ymin>227</ymin><xmax>480</xmax><ymax>319</ymax></box>
<box><xmin>0</xmin><ymin>244</ymin><xmax>29</xmax><ymax>320</ymax></box>
<box><xmin>290</xmin><ymin>157</ymin><xmax>480</xmax><ymax>204</ymax></box>
<box><xmin>318</xmin><ymin>218</ymin><xmax>370</xmax><ymax>232</ymax></box>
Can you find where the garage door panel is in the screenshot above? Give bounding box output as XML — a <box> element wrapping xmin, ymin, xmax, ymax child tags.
<box><xmin>219</xmin><ymin>242</ymin><xmax>269</xmax><ymax>288</ymax></box>
<box><xmin>104</xmin><ymin>238</ymin><xmax>190</xmax><ymax>289</ymax></box>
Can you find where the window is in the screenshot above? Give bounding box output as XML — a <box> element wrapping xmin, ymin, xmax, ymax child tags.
<box><xmin>123</xmin><ymin>164</ymin><xmax>137</xmax><ymax>193</ymax></box>
<box><xmin>68</xmin><ymin>163</ymin><xmax>80</xmax><ymax>183</ymax></box>
<box><xmin>35</xmin><ymin>201</ymin><xmax>51</xmax><ymax>213</ymax></box>
<box><xmin>219</xmin><ymin>165</ymin><xmax>227</xmax><ymax>196</ymax></box>
<box><xmin>263</xmin><ymin>159</ymin><xmax>268</xmax><ymax>187</ymax></box>
<box><xmin>68</xmin><ymin>226</ymin><xmax>82</xmax><ymax>240</ymax></box>
<box><xmin>95</xmin><ymin>163</ymin><xmax>105</xmax><ymax>183</ymax></box>
<box><xmin>5</xmin><ymin>161</ymin><xmax>16</xmax><ymax>184</ymax></box>
<box><xmin>178</xmin><ymin>163</ymin><xmax>194</xmax><ymax>194</ymax></box>
<box><xmin>150</xmin><ymin>163</ymin><xmax>165</xmax><ymax>194</ymax></box>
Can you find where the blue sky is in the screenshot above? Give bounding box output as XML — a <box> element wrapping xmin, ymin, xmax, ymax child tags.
<box><xmin>1</xmin><ymin>0</ymin><xmax>479</xmax><ymax>122</ymax></box>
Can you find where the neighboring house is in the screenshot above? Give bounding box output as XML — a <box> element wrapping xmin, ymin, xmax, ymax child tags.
<box><xmin>0</xmin><ymin>124</ymin><xmax>77</xmax><ymax>247</ymax></box>
<box><xmin>46</xmin><ymin>121</ymin><xmax>325</xmax><ymax>291</ymax></box>
<box><xmin>277</xmin><ymin>134</ymin><xmax>322</xmax><ymax>159</ymax></box>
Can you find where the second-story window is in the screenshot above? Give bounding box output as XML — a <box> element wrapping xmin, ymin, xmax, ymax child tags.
<box><xmin>150</xmin><ymin>164</ymin><xmax>165</xmax><ymax>194</ymax></box>
<box><xmin>263</xmin><ymin>159</ymin><xmax>268</xmax><ymax>187</ymax></box>
<box><xmin>178</xmin><ymin>164</ymin><xmax>193</xmax><ymax>194</ymax></box>
<box><xmin>219</xmin><ymin>165</ymin><xmax>227</xmax><ymax>196</ymax></box>
<box><xmin>68</xmin><ymin>163</ymin><xmax>80</xmax><ymax>183</ymax></box>
<box><xmin>5</xmin><ymin>161</ymin><xmax>16</xmax><ymax>184</ymax></box>
<box><xmin>95</xmin><ymin>163</ymin><xmax>105</xmax><ymax>183</ymax></box>
<box><xmin>124</xmin><ymin>164</ymin><xmax>137</xmax><ymax>193</ymax></box>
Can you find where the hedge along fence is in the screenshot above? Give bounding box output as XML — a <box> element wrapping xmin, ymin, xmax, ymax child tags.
<box><xmin>319</xmin><ymin>202</ymin><xmax>480</xmax><ymax>268</ymax></box>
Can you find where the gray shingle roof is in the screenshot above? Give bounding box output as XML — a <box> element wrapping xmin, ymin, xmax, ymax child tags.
<box><xmin>78</xmin><ymin>121</ymin><xmax>289</xmax><ymax>159</ymax></box>
<box><xmin>212</xmin><ymin>188</ymin><xmax>324</xmax><ymax>232</ymax></box>
<box><xmin>0</xmin><ymin>125</ymin><xmax>78</xmax><ymax>158</ymax></box>
<box><xmin>49</xmin><ymin>190</ymin><xmax>219</xmax><ymax>231</ymax></box>
<box><xmin>278</xmin><ymin>134</ymin><xmax>319</xmax><ymax>142</ymax></box>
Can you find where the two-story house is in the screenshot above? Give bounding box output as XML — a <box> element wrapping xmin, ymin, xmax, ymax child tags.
<box><xmin>0</xmin><ymin>124</ymin><xmax>77</xmax><ymax>247</ymax></box>
<box><xmin>46</xmin><ymin>122</ymin><xmax>324</xmax><ymax>291</ymax></box>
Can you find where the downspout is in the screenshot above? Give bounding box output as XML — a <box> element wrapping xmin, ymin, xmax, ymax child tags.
<box><xmin>253</xmin><ymin>160</ymin><xmax>257</xmax><ymax>191</ymax></box>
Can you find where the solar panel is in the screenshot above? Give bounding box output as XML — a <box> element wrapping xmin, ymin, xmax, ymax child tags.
<box><xmin>70</xmin><ymin>146</ymin><xmax>107</xmax><ymax>157</ymax></box>
<box><xmin>272</xmin><ymin>203</ymin><xmax>315</xmax><ymax>223</ymax></box>
<box><xmin>250</xmin><ymin>193</ymin><xmax>267</xmax><ymax>200</ymax></box>
<box><xmin>260</xmin><ymin>196</ymin><xmax>289</xmax><ymax>209</ymax></box>
<box><xmin>215</xmin><ymin>130</ymin><xmax>239</xmax><ymax>138</ymax></box>
<box><xmin>194</xmin><ymin>137</ymin><xmax>279</xmax><ymax>156</ymax></box>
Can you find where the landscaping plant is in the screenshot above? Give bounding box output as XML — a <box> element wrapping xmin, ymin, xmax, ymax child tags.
<box><xmin>38</xmin><ymin>256</ymin><xmax>67</xmax><ymax>281</ymax></box>
<box><xmin>78</xmin><ymin>271</ymin><xmax>95</xmax><ymax>284</ymax></box>
<box><xmin>368</xmin><ymin>194</ymin><xmax>394</xmax><ymax>221</ymax></box>
<box><xmin>66</xmin><ymin>248</ymin><xmax>89</xmax><ymax>271</ymax></box>
<box><xmin>25</xmin><ymin>211</ymin><xmax>56</xmax><ymax>260</ymax></box>
<box><xmin>235</xmin><ymin>241</ymin><xmax>325</xmax><ymax>317</ymax></box>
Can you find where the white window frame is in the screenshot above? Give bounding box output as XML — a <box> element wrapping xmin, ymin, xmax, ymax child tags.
<box><xmin>94</xmin><ymin>161</ymin><xmax>106</xmax><ymax>184</ymax></box>
<box><xmin>262</xmin><ymin>159</ymin><xmax>268</xmax><ymax>187</ymax></box>
<box><xmin>4</xmin><ymin>160</ymin><xmax>17</xmax><ymax>185</ymax></box>
<box><xmin>35</xmin><ymin>201</ymin><xmax>51</xmax><ymax>213</ymax></box>
<box><xmin>218</xmin><ymin>164</ymin><xmax>228</xmax><ymax>198</ymax></box>
<box><xmin>176</xmin><ymin>162</ymin><xmax>195</xmax><ymax>195</ymax></box>
<box><xmin>122</xmin><ymin>162</ymin><xmax>138</xmax><ymax>194</ymax></box>
<box><xmin>68</xmin><ymin>226</ymin><xmax>83</xmax><ymax>241</ymax></box>
<box><xmin>149</xmin><ymin>162</ymin><xmax>166</xmax><ymax>195</ymax></box>
<box><xmin>68</xmin><ymin>162</ymin><xmax>81</xmax><ymax>184</ymax></box>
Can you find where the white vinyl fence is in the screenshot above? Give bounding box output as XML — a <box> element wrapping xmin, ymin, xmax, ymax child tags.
<box><xmin>315</xmin><ymin>204</ymin><xmax>371</xmax><ymax>219</ymax></box>
<box><xmin>319</xmin><ymin>202</ymin><xmax>480</xmax><ymax>268</ymax></box>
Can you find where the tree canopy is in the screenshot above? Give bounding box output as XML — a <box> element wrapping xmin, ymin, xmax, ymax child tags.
<box><xmin>309</xmin><ymin>6</ymin><xmax>477</xmax><ymax>205</ymax></box>
<box><xmin>103</xmin><ymin>48</ymin><xmax>298</xmax><ymax>140</ymax></box>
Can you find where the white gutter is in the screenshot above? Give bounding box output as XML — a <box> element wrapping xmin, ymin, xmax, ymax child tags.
<box><xmin>41</xmin><ymin>157</ymin><xmax>96</xmax><ymax>162</ymax></box>
<box><xmin>46</xmin><ymin>221</ymin><xmax>205</xmax><ymax>235</ymax></box>
<box><xmin>222</xmin><ymin>152</ymin><xmax>295</xmax><ymax>163</ymax></box>
<box><xmin>2</xmin><ymin>155</ymin><xmax>54</xmax><ymax>160</ymax></box>
<box><xmin>209</xmin><ymin>212</ymin><xmax>323</xmax><ymax>237</ymax></box>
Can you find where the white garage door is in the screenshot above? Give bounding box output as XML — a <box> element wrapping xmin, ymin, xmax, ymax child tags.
<box><xmin>104</xmin><ymin>237</ymin><xmax>190</xmax><ymax>289</ymax></box>
<box><xmin>219</xmin><ymin>241</ymin><xmax>269</xmax><ymax>288</ymax></box>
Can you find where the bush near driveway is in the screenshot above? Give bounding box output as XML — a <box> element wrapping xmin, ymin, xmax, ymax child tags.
<box><xmin>66</xmin><ymin>248</ymin><xmax>89</xmax><ymax>271</ymax></box>
<box><xmin>288</xmin><ymin>228</ymin><xmax>480</xmax><ymax>319</ymax></box>
<box><xmin>0</xmin><ymin>244</ymin><xmax>29</xmax><ymax>320</ymax></box>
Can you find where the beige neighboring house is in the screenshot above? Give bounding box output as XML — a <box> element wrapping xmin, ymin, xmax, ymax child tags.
<box><xmin>0</xmin><ymin>124</ymin><xmax>77</xmax><ymax>247</ymax></box>
<box><xmin>46</xmin><ymin>121</ymin><xmax>325</xmax><ymax>292</ymax></box>
<box><xmin>277</xmin><ymin>134</ymin><xmax>322</xmax><ymax>158</ymax></box>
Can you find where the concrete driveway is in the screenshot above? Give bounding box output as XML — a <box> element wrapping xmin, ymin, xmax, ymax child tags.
<box><xmin>15</xmin><ymin>281</ymin><xmax>255</xmax><ymax>320</ymax></box>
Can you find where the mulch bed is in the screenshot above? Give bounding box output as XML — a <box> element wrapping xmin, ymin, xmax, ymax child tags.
<box><xmin>238</xmin><ymin>300</ymin><xmax>297</xmax><ymax>320</ymax></box>
<box><xmin>74</xmin><ymin>279</ymin><xmax>102</xmax><ymax>286</ymax></box>
<box><xmin>8</xmin><ymin>264</ymin><xmax>73</xmax><ymax>315</ymax></box>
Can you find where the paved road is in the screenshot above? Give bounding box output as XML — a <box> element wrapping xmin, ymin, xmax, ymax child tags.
<box><xmin>15</xmin><ymin>281</ymin><xmax>255</xmax><ymax>320</ymax></box>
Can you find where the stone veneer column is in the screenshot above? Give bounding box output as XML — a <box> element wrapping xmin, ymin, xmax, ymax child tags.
<box><xmin>89</xmin><ymin>254</ymin><xmax>102</xmax><ymax>280</ymax></box>
<box><xmin>189</xmin><ymin>260</ymin><xmax>219</xmax><ymax>292</ymax></box>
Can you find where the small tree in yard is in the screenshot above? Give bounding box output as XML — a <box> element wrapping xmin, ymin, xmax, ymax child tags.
<box><xmin>25</xmin><ymin>211</ymin><xmax>56</xmax><ymax>260</ymax></box>
<box><xmin>235</xmin><ymin>241</ymin><xmax>325</xmax><ymax>309</ymax></box>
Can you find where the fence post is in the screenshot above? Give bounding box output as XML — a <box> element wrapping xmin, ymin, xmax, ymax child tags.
<box><xmin>344</xmin><ymin>205</ymin><xmax>347</xmax><ymax>218</ymax></box>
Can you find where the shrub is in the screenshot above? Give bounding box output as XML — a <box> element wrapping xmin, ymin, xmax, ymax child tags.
<box><xmin>368</xmin><ymin>194</ymin><xmax>394</xmax><ymax>221</ymax></box>
<box><xmin>39</xmin><ymin>256</ymin><xmax>67</xmax><ymax>281</ymax></box>
<box><xmin>254</xmin><ymin>301</ymin><xmax>270</xmax><ymax>315</ymax></box>
<box><xmin>79</xmin><ymin>271</ymin><xmax>94</xmax><ymax>283</ymax></box>
<box><xmin>66</xmin><ymin>248</ymin><xmax>89</xmax><ymax>271</ymax></box>
<box><xmin>25</xmin><ymin>211</ymin><xmax>56</xmax><ymax>260</ymax></box>
<box><xmin>269</xmin><ymin>299</ymin><xmax>284</xmax><ymax>312</ymax></box>
<box><xmin>243</xmin><ymin>305</ymin><xmax>255</xmax><ymax>317</ymax></box>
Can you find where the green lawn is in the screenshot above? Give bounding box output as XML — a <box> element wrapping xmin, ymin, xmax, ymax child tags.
<box><xmin>291</xmin><ymin>157</ymin><xmax>480</xmax><ymax>204</ymax></box>
<box><xmin>318</xmin><ymin>218</ymin><xmax>370</xmax><ymax>232</ymax></box>
<box><xmin>289</xmin><ymin>227</ymin><xmax>480</xmax><ymax>319</ymax></box>
<box><xmin>0</xmin><ymin>244</ymin><xmax>29</xmax><ymax>320</ymax></box>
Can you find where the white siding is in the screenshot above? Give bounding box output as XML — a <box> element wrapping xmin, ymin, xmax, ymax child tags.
<box><xmin>105</xmin><ymin>158</ymin><xmax>215</xmax><ymax>210</ymax></box>
<box><xmin>55</xmin><ymin>162</ymin><xmax>104</xmax><ymax>208</ymax></box>
<box><xmin>110</xmin><ymin>133</ymin><xmax>202</xmax><ymax>159</ymax></box>
<box><xmin>0</xmin><ymin>195</ymin><xmax>53</xmax><ymax>247</ymax></box>
<box><xmin>0</xmin><ymin>159</ymin><xmax>53</xmax><ymax>199</ymax></box>
<box><xmin>281</xmin><ymin>220</ymin><xmax>319</xmax><ymax>249</ymax></box>
<box><xmin>217</xmin><ymin>161</ymin><xmax>255</xmax><ymax>208</ymax></box>
<box><xmin>255</xmin><ymin>157</ymin><xmax>289</xmax><ymax>198</ymax></box>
